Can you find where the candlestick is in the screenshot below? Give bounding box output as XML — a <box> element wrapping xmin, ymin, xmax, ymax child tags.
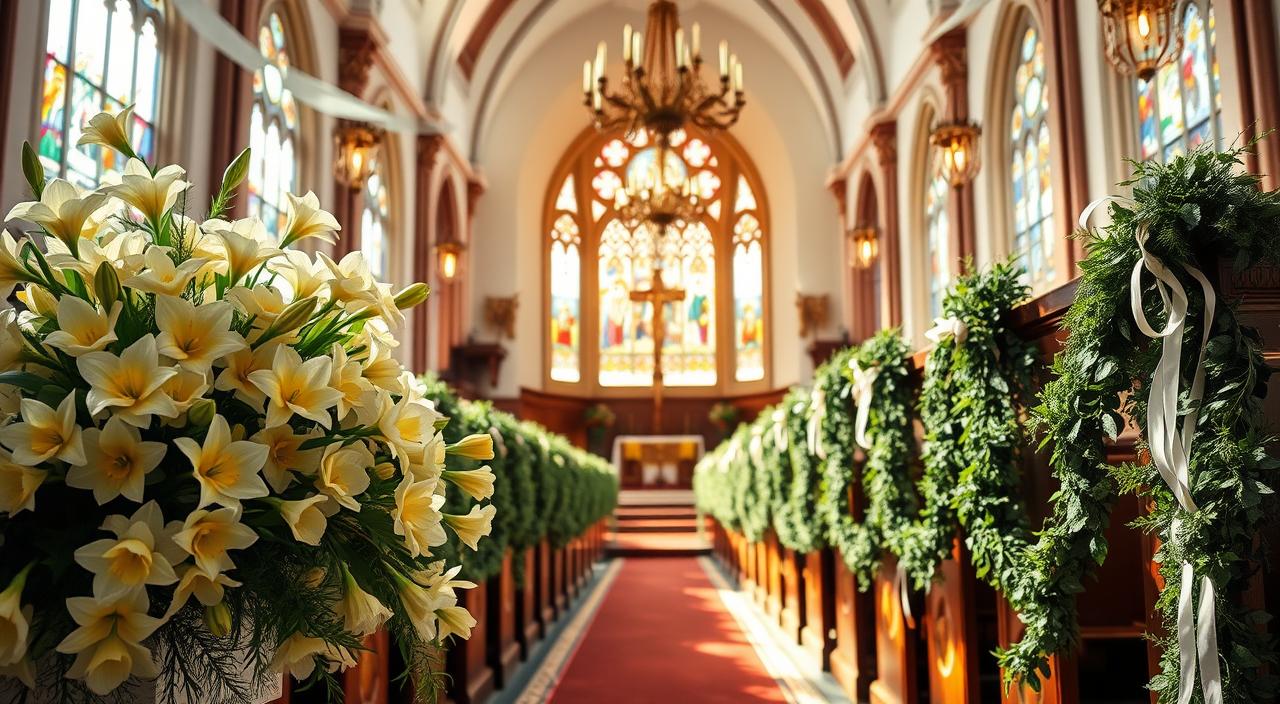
<box><xmin>719</xmin><ymin>40</ymin><xmax>729</xmax><ymax>77</ymax></box>
<box><xmin>583</xmin><ymin>60</ymin><xmax>592</xmax><ymax>94</ymax></box>
<box><xmin>675</xmin><ymin>29</ymin><xmax>684</xmax><ymax>68</ymax></box>
<box><xmin>595</xmin><ymin>41</ymin><xmax>606</xmax><ymax>78</ymax></box>
<box><xmin>735</xmin><ymin>61</ymin><xmax>743</xmax><ymax>92</ymax></box>
<box><xmin>634</xmin><ymin>32</ymin><xmax>643</xmax><ymax>66</ymax></box>
<box><xmin>692</xmin><ymin>23</ymin><xmax>701</xmax><ymax>58</ymax></box>
<box><xmin>623</xmin><ymin>24</ymin><xmax>633</xmax><ymax>63</ymax></box>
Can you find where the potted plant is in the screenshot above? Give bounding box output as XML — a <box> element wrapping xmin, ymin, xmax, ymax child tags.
<box><xmin>583</xmin><ymin>403</ymin><xmax>615</xmax><ymax>456</ymax></box>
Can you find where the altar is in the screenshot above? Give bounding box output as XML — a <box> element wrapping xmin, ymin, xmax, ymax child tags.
<box><xmin>609</xmin><ymin>435</ymin><xmax>705</xmax><ymax>489</ymax></box>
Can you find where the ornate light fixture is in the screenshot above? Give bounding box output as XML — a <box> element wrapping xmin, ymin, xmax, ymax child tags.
<box><xmin>614</xmin><ymin>143</ymin><xmax>704</xmax><ymax>229</ymax></box>
<box><xmin>436</xmin><ymin>241</ymin><xmax>463</xmax><ymax>282</ymax></box>
<box><xmin>931</xmin><ymin>120</ymin><xmax>982</xmax><ymax>187</ymax></box>
<box><xmin>1098</xmin><ymin>0</ymin><xmax>1181</xmax><ymax>81</ymax></box>
<box><xmin>333</xmin><ymin>121</ymin><xmax>383</xmax><ymax>189</ymax></box>
<box><xmin>848</xmin><ymin>225</ymin><xmax>879</xmax><ymax>270</ymax></box>
<box><xmin>583</xmin><ymin>0</ymin><xmax>745</xmax><ymax>146</ymax></box>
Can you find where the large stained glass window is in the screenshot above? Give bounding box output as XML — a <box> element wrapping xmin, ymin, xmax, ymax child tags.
<box><xmin>1009</xmin><ymin>23</ymin><xmax>1055</xmax><ymax>290</ymax></box>
<box><xmin>547</xmin><ymin>128</ymin><xmax>766</xmax><ymax>390</ymax></box>
<box><xmin>249</xmin><ymin>11</ymin><xmax>300</xmax><ymax>240</ymax></box>
<box><xmin>1135</xmin><ymin>0</ymin><xmax>1221</xmax><ymax>162</ymax></box>
<box><xmin>549</xmin><ymin>176</ymin><xmax>582</xmax><ymax>383</ymax></box>
<box><xmin>40</xmin><ymin>0</ymin><xmax>164</xmax><ymax>187</ymax></box>
<box><xmin>925</xmin><ymin>149</ymin><xmax>950</xmax><ymax>320</ymax></box>
<box><xmin>361</xmin><ymin>167</ymin><xmax>389</xmax><ymax>281</ymax></box>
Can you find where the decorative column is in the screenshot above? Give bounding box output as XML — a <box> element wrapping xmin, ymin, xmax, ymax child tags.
<box><xmin>332</xmin><ymin>25</ymin><xmax>380</xmax><ymax>258</ymax></box>
<box><xmin>827</xmin><ymin>176</ymin><xmax>856</xmax><ymax>336</ymax></box>
<box><xmin>412</xmin><ymin>134</ymin><xmax>444</xmax><ymax>373</ymax></box>
<box><xmin>869</xmin><ymin>121</ymin><xmax>902</xmax><ymax>327</ymax></box>
<box><xmin>931</xmin><ymin>29</ymin><xmax>976</xmax><ymax>266</ymax></box>
<box><xmin>1035</xmin><ymin>0</ymin><xmax>1090</xmax><ymax>271</ymax></box>
<box><xmin>1230</xmin><ymin>0</ymin><xmax>1280</xmax><ymax>189</ymax></box>
<box><xmin>209</xmin><ymin>0</ymin><xmax>263</xmax><ymax>209</ymax></box>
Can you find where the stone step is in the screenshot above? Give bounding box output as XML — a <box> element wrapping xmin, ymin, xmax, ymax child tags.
<box><xmin>606</xmin><ymin>531</ymin><xmax>711</xmax><ymax>558</ymax></box>
<box><xmin>614</xmin><ymin>518</ymin><xmax>700</xmax><ymax>533</ymax></box>
<box><xmin>614</xmin><ymin>506</ymin><xmax>699</xmax><ymax>520</ymax></box>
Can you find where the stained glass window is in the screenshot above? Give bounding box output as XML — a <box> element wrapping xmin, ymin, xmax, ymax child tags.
<box><xmin>549</xmin><ymin>176</ymin><xmax>582</xmax><ymax>383</ymax></box>
<box><xmin>39</xmin><ymin>0</ymin><xmax>164</xmax><ymax>187</ymax></box>
<box><xmin>925</xmin><ymin>149</ymin><xmax>950</xmax><ymax>320</ymax></box>
<box><xmin>1010</xmin><ymin>23</ymin><xmax>1055</xmax><ymax>291</ymax></box>
<box><xmin>361</xmin><ymin>168</ymin><xmax>389</xmax><ymax>281</ymax></box>
<box><xmin>733</xmin><ymin>209</ymin><xmax>765</xmax><ymax>382</ymax></box>
<box><xmin>1136</xmin><ymin>1</ymin><xmax>1221</xmax><ymax>162</ymax></box>
<box><xmin>248</xmin><ymin>11</ymin><xmax>300</xmax><ymax>240</ymax></box>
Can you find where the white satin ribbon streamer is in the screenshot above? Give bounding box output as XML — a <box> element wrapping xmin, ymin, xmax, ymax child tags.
<box><xmin>772</xmin><ymin>409</ymin><xmax>788</xmax><ymax>450</ymax></box>
<box><xmin>1084</xmin><ymin>195</ymin><xmax>1222</xmax><ymax>704</ymax></box>
<box><xmin>924</xmin><ymin>316</ymin><xmax>968</xmax><ymax>346</ymax></box>
<box><xmin>849</xmin><ymin>360</ymin><xmax>879</xmax><ymax>450</ymax></box>
<box><xmin>807</xmin><ymin>386</ymin><xmax>828</xmax><ymax>459</ymax></box>
<box><xmin>749</xmin><ymin>428</ymin><xmax>765</xmax><ymax>470</ymax></box>
<box><xmin>894</xmin><ymin>563</ymin><xmax>916</xmax><ymax>629</ymax></box>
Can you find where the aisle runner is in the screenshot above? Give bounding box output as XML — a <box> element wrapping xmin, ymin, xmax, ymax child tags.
<box><xmin>541</xmin><ymin>557</ymin><xmax>789</xmax><ymax>703</ymax></box>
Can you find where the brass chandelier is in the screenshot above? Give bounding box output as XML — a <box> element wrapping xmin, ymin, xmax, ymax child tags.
<box><xmin>613</xmin><ymin>141</ymin><xmax>705</xmax><ymax>229</ymax></box>
<box><xmin>583</xmin><ymin>0</ymin><xmax>745</xmax><ymax>147</ymax></box>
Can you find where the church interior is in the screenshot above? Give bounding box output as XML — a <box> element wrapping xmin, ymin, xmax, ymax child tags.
<box><xmin>2</xmin><ymin>0</ymin><xmax>1280</xmax><ymax>702</ymax></box>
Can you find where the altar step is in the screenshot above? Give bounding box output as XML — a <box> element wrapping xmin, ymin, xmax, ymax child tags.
<box><xmin>608</xmin><ymin>491</ymin><xmax>709</xmax><ymax>558</ymax></box>
<box><xmin>614</xmin><ymin>518</ymin><xmax>700</xmax><ymax>533</ymax></box>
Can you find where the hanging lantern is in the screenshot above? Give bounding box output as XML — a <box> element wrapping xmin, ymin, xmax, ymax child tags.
<box><xmin>930</xmin><ymin>120</ymin><xmax>982</xmax><ymax>188</ymax></box>
<box><xmin>1098</xmin><ymin>0</ymin><xmax>1181</xmax><ymax>82</ymax></box>
<box><xmin>436</xmin><ymin>241</ymin><xmax>464</xmax><ymax>282</ymax></box>
<box><xmin>847</xmin><ymin>225</ymin><xmax>879</xmax><ymax>270</ymax></box>
<box><xmin>333</xmin><ymin>121</ymin><xmax>383</xmax><ymax>188</ymax></box>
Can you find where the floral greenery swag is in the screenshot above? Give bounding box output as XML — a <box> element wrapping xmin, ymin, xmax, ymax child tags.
<box><xmin>998</xmin><ymin>146</ymin><xmax>1280</xmax><ymax>702</ymax></box>
<box><xmin>0</xmin><ymin>108</ymin><xmax>500</xmax><ymax>703</ymax></box>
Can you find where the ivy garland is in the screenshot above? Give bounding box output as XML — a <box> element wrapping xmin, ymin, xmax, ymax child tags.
<box><xmin>897</xmin><ymin>262</ymin><xmax>1038</xmax><ymax>593</ymax></box>
<box><xmin>777</xmin><ymin>390</ymin><xmax>824</xmax><ymax>553</ymax></box>
<box><xmin>999</xmin><ymin>147</ymin><xmax>1280</xmax><ymax>701</ymax></box>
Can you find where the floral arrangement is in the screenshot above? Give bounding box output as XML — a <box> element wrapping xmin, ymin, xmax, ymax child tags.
<box><xmin>582</xmin><ymin>403</ymin><xmax>615</xmax><ymax>429</ymax></box>
<box><xmin>707</xmin><ymin>401</ymin><xmax>738</xmax><ymax>431</ymax></box>
<box><xmin>0</xmin><ymin>108</ymin><xmax>497</xmax><ymax>702</ymax></box>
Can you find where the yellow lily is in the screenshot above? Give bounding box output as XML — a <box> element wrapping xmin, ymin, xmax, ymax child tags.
<box><xmin>281</xmin><ymin>191</ymin><xmax>341</xmax><ymax>247</ymax></box>
<box><xmin>4</xmin><ymin>178</ymin><xmax>108</xmax><ymax>248</ymax></box>
<box><xmin>443</xmin><ymin>504</ymin><xmax>496</xmax><ymax>551</ymax></box>
<box><xmin>0</xmin><ymin>393</ymin><xmax>86</xmax><ymax>466</ymax></box>
<box><xmin>155</xmin><ymin>297</ymin><xmax>245</xmax><ymax>373</ymax></box>
<box><xmin>329</xmin><ymin>343</ymin><xmax>373</xmax><ymax>422</ymax></box>
<box><xmin>274</xmin><ymin>494</ymin><xmax>328</xmax><ymax>546</ymax></box>
<box><xmin>73</xmin><ymin>501</ymin><xmax>179</xmax><ymax>599</ymax></box>
<box><xmin>250</xmin><ymin>424</ymin><xmax>321</xmax><ymax>493</ymax></box>
<box><xmin>377</xmin><ymin>395</ymin><xmax>443</xmax><ymax>459</ymax></box>
<box><xmin>164</xmin><ymin>564</ymin><xmax>242</xmax><ymax>618</ymax></box>
<box><xmin>213</xmin><ymin>342</ymin><xmax>278</xmax><ymax>405</ymax></box>
<box><xmin>276</xmin><ymin>249</ymin><xmax>332</xmax><ymax>301</ymax></box>
<box><xmin>206</xmin><ymin>219</ymin><xmax>280</xmax><ymax>283</ymax></box>
<box><xmin>313</xmin><ymin>443</ymin><xmax>373</xmax><ymax>512</ymax></box>
<box><xmin>0</xmin><ymin>451</ymin><xmax>46</xmax><ymax>515</ymax></box>
<box><xmin>435</xmin><ymin>605</ymin><xmax>476</xmax><ymax>642</ymax></box>
<box><xmin>122</xmin><ymin>246</ymin><xmax>208</xmax><ymax>297</ymax></box>
<box><xmin>77</xmin><ymin>334</ymin><xmax>179</xmax><ymax>427</ymax></box>
<box><xmin>101</xmin><ymin>159</ymin><xmax>190</xmax><ymax>223</ymax></box>
<box><xmin>391</xmin><ymin>475</ymin><xmax>447</xmax><ymax>558</ymax></box>
<box><xmin>393</xmin><ymin>571</ymin><xmax>440</xmax><ymax>642</ymax></box>
<box><xmin>447</xmin><ymin>433</ymin><xmax>495</xmax><ymax>461</ymax></box>
<box><xmin>174</xmin><ymin>415</ymin><xmax>269</xmax><ymax>510</ymax></box>
<box><xmin>339</xmin><ymin>565</ymin><xmax>391</xmax><ymax>636</ymax></box>
<box><xmin>77</xmin><ymin>105</ymin><xmax>136</xmax><ymax>156</ymax></box>
<box><xmin>0</xmin><ymin>564</ymin><xmax>33</xmax><ymax>666</ymax></box>
<box><xmin>317</xmin><ymin>251</ymin><xmax>378</xmax><ymax>307</ymax></box>
<box><xmin>16</xmin><ymin>283</ymin><xmax>57</xmax><ymax>318</ymax></box>
<box><xmin>172</xmin><ymin>506</ymin><xmax>258</xmax><ymax>578</ymax></box>
<box><xmin>55</xmin><ymin>589</ymin><xmax>162</xmax><ymax>696</ymax></box>
<box><xmin>44</xmin><ymin>297</ymin><xmax>122</xmax><ymax>357</ymax></box>
<box><xmin>162</xmin><ymin>368</ymin><xmax>210</xmax><ymax>417</ymax></box>
<box><xmin>0</xmin><ymin>232</ymin><xmax>34</xmax><ymax>300</ymax></box>
<box><xmin>248</xmin><ymin>345</ymin><xmax>343</xmax><ymax>429</ymax></box>
<box><xmin>443</xmin><ymin>466</ymin><xmax>496</xmax><ymax>501</ymax></box>
<box><xmin>66</xmin><ymin>416</ymin><xmax>166</xmax><ymax>505</ymax></box>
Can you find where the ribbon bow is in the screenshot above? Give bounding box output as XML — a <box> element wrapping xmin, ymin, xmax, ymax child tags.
<box><xmin>771</xmin><ymin>408</ymin><xmax>788</xmax><ymax>449</ymax></box>
<box><xmin>749</xmin><ymin>427</ymin><xmax>765</xmax><ymax>469</ymax></box>
<box><xmin>848</xmin><ymin>359</ymin><xmax>879</xmax><ymax>450</ymax></box>
<box><xmin>806</xmin><ymin>386</ymin><xmax>828</xmax><ymax>459</ymax></box>
<box><xmin>1084</xmin><ymin>195</ymin><xmax>1222</xmax><ymax>704</ymax></box>
<box><xmin>924</xmin><ymin>316</ymin><xmax>968</xmax><ymax>346</ymax></box>
<box><xmin>894</xmin><ymin>563</ymin><xmax>916</xmax><ymax>630</ymax></box>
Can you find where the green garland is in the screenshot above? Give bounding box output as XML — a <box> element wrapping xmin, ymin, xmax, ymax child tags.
<box><xmin>999</xmin><ymin>147</ymin><xmax>1280</xmax><ymax>701</ymax></box>
<box><xmin>776</xmin><ymin>390</ymin><xmax>824</xmax><ymax>553</ymax></box>
<box><xmin>897</xmin><ymin>262</ymin><xmax>1037</xmax><ymax>593</ymax></box>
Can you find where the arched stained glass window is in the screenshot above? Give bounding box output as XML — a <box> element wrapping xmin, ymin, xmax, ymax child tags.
<box><xmin>39</xmin><ymin>0</ymin><xmax>164</xmax><ymax>187</ymax></box>
<box><xmin>361</xmin><ymin>168</ymin><xmax>389</xmax><ymax>281</ymax></box>
<box><xmin>546</xmin><ymin>128</ymin><xmax>767</xmax><ymax>391</ymax></box>
<box><xmin>1010</xmin><ymin>22</ymin><xmax>1055</xmax><ymax>290</ymax></box>
<box><xmin>1135</xmin><ymin>0</ymin><xmax>1221</xmax><ymax>162</ymax></box>
<box><xmin>925</xmin><ymin>149</ymin><xmax>950</xmax><ymax>320</ymax></box>
<box><xmin>248</xmin><ymin>10</ymin><xmax>300</xmax><ymax>239</ymax></box>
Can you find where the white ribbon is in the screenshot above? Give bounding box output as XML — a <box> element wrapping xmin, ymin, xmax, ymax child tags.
<box><xmin>807</xmin><ymin>386</ymin><xmax>828</xmax><ymax>459</ymax></box>
<box><xmin>771</xmin><ymin>408</ymin><xmax>788</xmax><ymax>450</ymax></box>
<box><xmin>894</xmin><ymin>563</ymin><xmax>916</xmax><ymax>629</ymax></box>
<box><xmin>1084</xmin><ymin>195</ymin><xmax>1222</xmax><ymax>704</ymax></box>
<box><xmin>749</xmin><ymin>427</ymin><xmax>765</xmax><ymax>470</ymax></box>
<box><xmin>924</xmin><ymin>316</ymin><xmax>968</xmax><ymax>346</ymax></box>
<box><xmin>849</xmin><ymin>359</ymin><xmax>879</xmax><ymax>450</ymax></box>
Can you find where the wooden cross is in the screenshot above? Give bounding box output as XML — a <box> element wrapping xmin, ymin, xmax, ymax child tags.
<box><xmin>631</xmin><ymin>266</ymin><xmax>685</xmax><ymax>432</ymax></box>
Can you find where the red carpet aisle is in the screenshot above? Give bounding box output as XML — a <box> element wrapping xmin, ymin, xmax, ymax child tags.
<box><xmin>547</xmin><ymin>557</ymin><xmax>787</xmax><ymax>703</ymax></box>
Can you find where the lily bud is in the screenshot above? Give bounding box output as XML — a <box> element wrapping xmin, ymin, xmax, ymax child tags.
<box><xmin>93</xmin><ymin>261</ymin><xmax>121</xmax><ymax>308</ymax></box>
<box><xmin>18</xmin><ymin>284</ymin><xmax>57</xmax><ymax>318</ymax></box>
<box><xmin>447</xmin><ymin>433</ymin><xmax>495</xmax><ymax>461</ymax></box>
<box><xmin>187</xmin><ymin>399</ymin><xmax>216</xmax><ymax>428</ymax></box>
<box><xmin>220</xmin><ymin>147</ymin><xmax>252</xmax><ymax>196</ymax></box>
<box><xmin>20</xmin><ymin>142</ymin><xmax>44</xmax><ymax>199</ymax></box>
<box><xmin>270</xmin><ymin>296</ymin><xmax>318</xmax><ymax>335</ymax></box>
<box><xmin>393</xmin><ymin>282</ymin><xmax>431</xmax><ymax>310</ymax></box>
<box><xmin>203</xmin><ymin>602</ymin><xmax>232</xmax><ymax>638</ymax></box>
<box><xmin>372</xmin><ymin>461</ymin><xmax>397</xmax><ymax>481</ymax></box>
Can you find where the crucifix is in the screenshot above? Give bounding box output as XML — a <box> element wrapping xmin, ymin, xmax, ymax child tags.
<box><xmin>631</xmin><ymin>264</ymin><xmax>685</xmax><ymax>432</ymax></box>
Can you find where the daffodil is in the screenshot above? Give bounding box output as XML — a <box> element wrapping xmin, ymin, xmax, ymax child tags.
<box><xmin>77</xmin><ymin>334</ymin><xmax>179</xmax><ymax>427</ymax></box>
<box><xmin>122</xmin><ymin>246</ymin><xmax>208</xmax><ymax>297</ymax></box>
<box><xmin>44</xmin><ymin>297</ymin><xmax>121</xmax><ymax>357</ymax></box>
<box><xmin>101</xmin><ymin>159</ymin><xmax>190</xmax><ymax>223</ymax></box>
<box><xmin>74</xmin><ymin>502</ymin><xmax>179</xmax><ymax>599</ymax></box>
<box><xmin>443</xmin><ymin>466</ymin><xmax>496</xmax><ymax>501</ymax></box>
<box><xmin>213</xmin><ymin>342</ymin><xmax>277</xmax><ymax>405</ymax></box>
<box><xmin>273</xmin><ymin>494</ymin><xmax>328</xmax><ymax>546</ymax></box>
<box><xmin>0</xmin><ymin>564</ymin><xmax>34</xmax><ymax>666</ymax></box>
<box><xmin>175</xmin><ymin>415</ymin><xmax>269</xmax><ymax>510</ymax></box>
<box><xmin>448</xmin><ymin>433</ymin><xmax>495</xmax><ymax>461</ymax></box>
<box><xmin>66</xmin><ymin>416</ymin><xmax>166</xmax><ymax>504</ymax></box>
<box><xmin>435</xmin><ymin>605</ymin><xmax>476</xmax><ymax>642</ymax></box>
<box><xmin>172</xmin><ymin>506</ymin><xmax>258</xmax><ymax>578</ymax></box>
<box><xmin>313</xmin><ymin>443</ymin><xmax>373</xmax><ymax>512</ymax></box>
<box><xmin>443</xmin><ymin>504</ymin><xmax>496</xmax><ymax>551</ymax></box>
<box><xmin>391</xmin><ymin>475</ymin><xmax>446</xmax><ymax>558</ymax></box>
<box><xmin>339</xmin><ymin>565</ymin><xmax>390</xmax><ymax>636</ymax></box>
<box><xmin>56</xmin><ymin>589</ymin><xmax>162</xmax><ymax>696</ymax></box>
<box><xmin>250</xmin><ymin>424</ymin><xmax>321</xmax><ymax>492</ymax></box>
<box><xmin>248</xmin><ymin>345</ymin><xmax>343</xmax><ymax>429</ymax></box>
<box><xmin>77</xmin><ymin>105</ymin><xmax>137</xmax><ymax>156</ymax></box>
<box><xmin>329</xmin><ymin>343</ymin><xmax>373</xmax><ymax>421</ymax></box>
<box><xmin>0</xmin><ymin>393</ymin><xmax>86</xmax><ymax>465</ymax></box>
<box><xmin>0</xmin><ymin>451</ymin><xmax>46</xmax><ymax>515</ymax></box>
<box><xmin>155</xmin><ymin>297</ymin><xmax>245</xmax><ymax>373</ymax></box>
<box><xmin>281</xmin><ymin>191</ymin><xmax>341</xmax><ymax>247</ymax></box>
<box><xmin>4</xmin><ymin>178</ymin><xmax>108</xmax><ymax>248</ymax></box>
<box><xmin>377</xmin><ymin>395</ymin><xmax>443</xmax><ymax>459</ymax></box>
<box><xmin>165</xmin><ymin>564</ymin><xmax>242</xmax><ymax>618</ymax></box>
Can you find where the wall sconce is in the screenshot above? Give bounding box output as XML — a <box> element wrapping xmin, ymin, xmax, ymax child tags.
<box><xmin>333</xmin><ymin>121</ymin><xmax>383</xmax><ymax>189</ymax></box>
<box><xmin>1098</xmin><ymin>0</ymin><xmax>1181</xmax><ymax>81</ymax></box>
<box><xmin>436</xmin><ymin>241</ymin><xmax>464</xmax><ymax>282</ymax></box>
<box><xmin>847</xmin><ymin>225</ymin><xmax>879</xmax><ymax>270</ymax></box>
<box><xmin>930</xmin><ymin>120</ymin><xmax>982</xmax><ymax>188</ymax></box>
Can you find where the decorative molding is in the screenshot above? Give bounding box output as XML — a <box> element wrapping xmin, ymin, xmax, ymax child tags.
<box><xmin>929</xmin><ymin>29</ymin><xmax>967</xmax><ymax>119</ymax></box>
<box><xmin>458</xmin><ymin>0</ymin><xmax>519</xmax><ymax>80</ymax></box>
<box><xmin>869</xmin><ymin>121</ymin><xmax>897</xmax><ymax>169</ymax></box>
<box><xmin>826</xmin><ymin>176</ymin><xmax>848</xmax><ymax>218</ymax></box>
<box><xmin>467</xmin><ymin>177</ymin><xmax>487</xmax><ymax>221</ymax></box>
<box><xmin>795</xmin><ymin>0</ymin><xmax>855</xmax><ymax>77</ymax></box>
<box><xmin>337</xmin><ymin>25</ymin><xmax>381</xmax><ymax>95</ymax></box>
